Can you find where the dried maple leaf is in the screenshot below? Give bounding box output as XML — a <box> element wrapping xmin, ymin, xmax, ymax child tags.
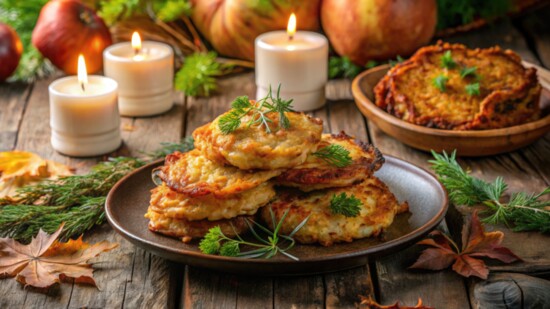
<box><xmin>0</xmin><ymin>224</ymin><xmax>117</xmax><ymax>289</ymax></box>
<box><xmin>359</xmin><ymin>296</ymin><xmax>433</xmax><ymax>309</ymax></box>
<box><xmin>0</xmin><ymin>151</ymin><xmax>72</xmax><ymax>197</ymax></box>
<box><xmin>410</xmin><ymin>211</ymin><xmax>521</xmax><ymax>279</ymax></box>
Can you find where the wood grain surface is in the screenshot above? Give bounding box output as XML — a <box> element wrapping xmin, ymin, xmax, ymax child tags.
<box><xmin>0</xmin><ymin>10</ymin><xmax>549</xmax><ymax>309</ymax></box>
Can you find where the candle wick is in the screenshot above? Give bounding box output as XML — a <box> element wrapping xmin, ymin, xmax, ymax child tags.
<box><xmin>134</xmin><ymin>48</ymin><xmax>140</xmax><ymax>56</ymax></box>
<box><xmin>81</xmin><ymin>82</ymin><xmax>86</xmax><ymax>93</ymax></box>
<box><xmin>289</xmin><ymin>35</ymin><xmax>294</xmax><ymax>41</ymax></box>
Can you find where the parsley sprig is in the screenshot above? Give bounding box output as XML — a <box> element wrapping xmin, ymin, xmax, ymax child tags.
<box><xmin>199</xmin><ymin>207</ymin><xmax>310</xmax><ymax>260</ymax></box>
<box><xmin>218</xmin><ymin>85</ymin><xmax>294</xmax><ymax>134</ymax></box>
<box><xmin>460</xmin><ymin>66</ymin><xmax>478</xmax><ymax>79</ymax></box>
<box><xmin>433</xmin><ymin>75</ymin><xmax>449</xmax><ymax>92</ymax></box>
<box><xmin>430</xmin><ymin>150</ymin><xmax>550</xmax><ymax>233</ymax></box>
<box><xmin>441</xmin><ymin>51</ymin><xmax>457</xmax><ymax>69</ymax></box>
<box><xmin>465</xmin><ymin>83</ymin><xmax>480</xmax><ymax>96</ymax></box>
<box><xmin>330</xmin><ymin>193</ymin><xmax>362</xmax><ymax>217</ymax></box>
<box><xmin>312</xmin><ymin>144</ymin><xmax>353</xmax><ymax>167</ymax></box>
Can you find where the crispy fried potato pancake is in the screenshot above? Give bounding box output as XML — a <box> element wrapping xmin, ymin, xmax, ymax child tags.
<box><xmin>275</xmin><ymin>132</ymin><xmax>384</xmax><ymax>191</ymax></box>
<box><xmin>375</xmin><ymin>41</ymin><xmax>541</xmax><ymax>130</ymax></box>
<box><xmin>146</xmin><ymin>208</ymin><xmax>251</xmax><ymax>241</ymax></box>
<box><xmin>193</xmin><ymin>109</ymin><xmax>323</xmax><ymax>170</ymax></box>
<box><xmin>149</xmin><ymin>183</ymin><xmax>275</xmax><ymax>221</ymax></box>
<box><xmin>156</xmin><ymin>150</ymin><xmax>282</xmax><ymax>197</ymax></box>
<box><xmin>261</xmin><ymin>177</ymin><xmax>408</xmax><ymax>246</ymax></box>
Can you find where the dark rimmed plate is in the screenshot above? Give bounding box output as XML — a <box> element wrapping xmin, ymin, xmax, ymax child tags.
<box><xmin>105</xmin><ymin>156</ymin><xmax>448</xmax><ymax>276</ymax></box>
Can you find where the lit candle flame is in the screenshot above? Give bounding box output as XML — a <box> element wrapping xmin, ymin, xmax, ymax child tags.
<box><xmin>287</xmin><ymin>13</ymin><xmax>296</xmax><ymax>40</ymax></box>
<box><xmin>77</xmin><ymin>54</ymin><xmax>88</xmax><ymax>93</ymax></box>
<box><xmin>132</xmin><ymin>31</ymin><xmax>142</xmax><ymax>56</ymax></box>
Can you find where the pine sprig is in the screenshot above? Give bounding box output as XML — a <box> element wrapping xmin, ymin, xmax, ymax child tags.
<box><xmin>199</xmin><ymin>207</ymin><xmax>310</xmax><ymax>260</ymax></box>
<box><xmin>175</xmin><ymin>52</ymin><xmax>228</xmax><ymax>97</ymax></box>
<box><xmin>312</xmin><ymin>144</ymin><xmax>352</xmax><ymax>168</ymax></box>
<box><xmin>329</xmin><ymin>193</ymin><xmax>362</xmax><ymax>217</ymax></box>
<box><xmin>430</xmin><ymin>150</ymin><xmax>550</xmax><ymax>233</ymax></box>
<box><xmin>218</xmin><ymin>85</ymin><xmax>294</xmax><ymax>134</ymax></box>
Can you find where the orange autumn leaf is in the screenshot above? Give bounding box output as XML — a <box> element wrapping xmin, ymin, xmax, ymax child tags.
<box><xmin>0</xmin><ymin>224</ymin><xmax>117</xmax><ymax>289</ymax></box>
<box><xmin>410</xmin><ymin>210</ymin><xmax>521</xmax><ymax>279</ymax></box>
<box><xmin>0</xmin><ymin>151</ymin><xmax>72</xmax><ymax>197</ymax></box>
<box><xmin>359</xmin><ymin>296</ymin><xmax>433</xmax><ymax>309</ymax></box>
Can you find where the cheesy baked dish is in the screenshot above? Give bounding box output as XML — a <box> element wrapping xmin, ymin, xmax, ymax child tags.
<box><xmin>375</xmin><ymin>41</ymin><xmax>541</xmax><ymax>130</ymax></box>
<box><xmin>146</xmin><ymin>94</ymin><xmax>407</xmax><ymax>249</ymax></box>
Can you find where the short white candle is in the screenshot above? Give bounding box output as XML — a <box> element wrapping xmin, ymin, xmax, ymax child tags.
<box><xmin>49</xmin><ymin>55</ymin><xmax>121</xmax><ymax>157</ymax></box>
<box><xmin>103</xmin><ymin>32</ymin><xmax>174</xmax><ymax>117</ymax></box>
<box><xmin>255</xmin><ymin>14</ymin><xmax>328</xmax><ymax>111</ymax></box>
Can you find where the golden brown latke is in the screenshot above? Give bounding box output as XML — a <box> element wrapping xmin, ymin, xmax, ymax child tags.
<box><xmin>155</xmin><ymin>150</ymin><xmax>282</xmax><ymax>198</ymax></box>
<box><xmin>261</xmin><ymin>177</ymin><xmax>408</xmax><ymax>246</ymax></box>
<box><xmin>145</xmin><ymin>208</ymin><xmax>252</xmax><ymax>242</ymax></box>
<box><xmin>149</xmin><ymin>183</ymin><xmax>275</xmax><ymax>221</ymax></box>
<box><xmin>275</xmin><ymin>132</ymin><xmax>384</xmax><ymax>191</ymax></box>
<box><xmin>375</xmin><ymin>41</ymin><xmax>541</xmax><ymax>130</ymax></box>
<box><xmin>193</xmin><ymin>107</ymin><xmax>323</xmax><ymax>170</ymax></box>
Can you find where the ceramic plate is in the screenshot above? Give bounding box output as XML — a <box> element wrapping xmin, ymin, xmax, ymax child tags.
<box><xmin>105</xmin><ymin>156</ymin><xmax>448</xmax><ymax>276</ymax></box>
<box><xmin>352</xmin><ymin>65</ymin><xmax>550</xmax><ymax>156</ymax></box>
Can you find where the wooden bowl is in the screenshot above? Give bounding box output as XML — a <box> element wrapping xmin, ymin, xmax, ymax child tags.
<box><xmin>352</xmin><ymin>65</ymin><xmax>550</xmax><ymax>156</ymax></box>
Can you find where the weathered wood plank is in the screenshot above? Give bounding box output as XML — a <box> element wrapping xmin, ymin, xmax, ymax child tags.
<box><xmin>324</xmin><ymin>266</ymin><xmax>374</xmax><ymax>308</ymax></box>
<box><xmin>2</xmin><ymin>74</ymin><xmax>185</xmax><ymax>308</ymax></box>
<box><xmin>274</xmin><ymin>275</ymin><xmax>325</xmax><ymax>309</ymax></box>
<box><xmin>516</xmin><ymin>5</ymin><xmax>550</xmax><ymax>68</ymax></box>
<box><xmin>0</xmin><ymin>82</ymin><xmax>31</xmax><ymax>151</ymax></box>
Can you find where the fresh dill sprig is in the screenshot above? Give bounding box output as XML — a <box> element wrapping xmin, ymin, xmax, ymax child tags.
<box><xmin>199</xmin><ymin>207</ymin><xmax>310</xmax><ymax>260</ymax></box>
<box><xmin>312</xmin><ymin>144</ymin><xmax>353</xmax><ymax>167</ymax></box>
<box><xmin>145</xmin><ymin>136</ymin><xmax>194</xmax><ymax>160</ymax></box>
<box><xmin>218</xmin><ymin>84</ymin><xmax>294</xmax><ymax>134</ymax></box>
<box><xmin>175</xmin><ymin>52</ymin><xmax>228</xmax><ymax>97</ymax></box>
<box><xmin>465</xmin><ymin>83</ymin><xmax>480</xmax><ymax>96</ymax></box>
<box><xmin>440</xmin><ymin>51</ymin><xmax>457</xmax><ymax>69</ymax></box>
<box><xmin>433</xmin><ymin>75</ymin><xmax>449</xmax><ymax>92</ymax></box>
<box><xmin>330</xmin><ymin>193</ymin><xmax>362</xmax><ymax>217</ymax></box>
<box><xmin>429</xmin><ymin>150</ymin><xmax>550</xmax><ymax>233</ymax></box>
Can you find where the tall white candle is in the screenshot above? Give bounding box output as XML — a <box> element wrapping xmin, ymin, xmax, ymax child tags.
<box><xmin>49</xmin><ymin>55</ymin><xmax>121</xmax><ymax>157</ymax></box>
<box><xmin>255</xmin><ymin>14</ymin><xmax>328</xmax><ymax>111</ymax></box>
<box><xmin>104</xmin><ymin>32</ymin><xmax>174</xmax><ymax>117</ymax></box>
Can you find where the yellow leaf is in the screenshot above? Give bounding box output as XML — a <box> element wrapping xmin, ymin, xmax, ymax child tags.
<box><xmin>0</xmin><ymin>151</ymin><xmax>73</xmax><ymax>198</ymax></box>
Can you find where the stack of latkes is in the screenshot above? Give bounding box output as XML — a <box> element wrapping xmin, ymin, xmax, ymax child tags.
<box><xmin>146</xmin><ymin>101</ymin><xmax>407</xmax><ymax>246</ymax></box>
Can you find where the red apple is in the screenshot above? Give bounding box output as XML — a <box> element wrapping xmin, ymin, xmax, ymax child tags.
<box><xmin>32</xmin><ymin>0</ymin><xmax>112</xmax><ymax>74</ymax></box>
<box><xmin>191</xmin><ymin>0</ymin><xmax>321</xmax><ymax>61</ymax></box>
<box><xmin>321</xmin><ymin>0</ymin><xmax>437</xmax><ymax>65</ymax></box>
<box><xmin>0</xmin><ymin>23</ymin><xmax>23</xmax><ymax>82</ymax></box>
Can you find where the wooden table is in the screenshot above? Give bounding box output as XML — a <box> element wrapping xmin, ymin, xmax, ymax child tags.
<box><xmin>1</xmin><ymin>8</ymin><xmax>550</xmax><ymax>308</ymax></box>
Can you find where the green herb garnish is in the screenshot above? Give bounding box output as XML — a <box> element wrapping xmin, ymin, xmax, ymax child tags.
<box><xmin>312</xmin><ymin>144</ymin><xmax>353</xmax><ymax>167</ymax></box>
<box><xmin>329</xmin><ymin>193</ymin><xmax>362</xmax><ymax>217</ymax></box>
<box><xmin>199</xmin><ymin>207</ymin><xmax>310</xmax><ymax>260</ymax></box>
<box><xmin>433</xmin><ymin>75</ymin><xmax>449</xmax><ymax>92</ymax></box>
<box><xmin>218</xmin><ymin>85</ymin><xmax>294</xmax><ymax>134</ymax></box>
<box><xmin>465</xmin><ymin>83</ymin><xmax>480</xmax><ymax>96</ymax></box>
<box><xmin>460</xmin><ymin>66</ymin><xmax>478</xmax><ymax>79</ymax></box>
<box><xmin>441</xmin><ymin>51</ymin><xmax>457</xmax><ymax>69</ymax></box>
<box><xmin>430</xmin><ymin>150</ymin><xmax>550</xmax><ymax>233</ymax></box>
<box><xmin>146</xmin><ymin>136</ymin><xmax>194</xmax><ymax>160</ymax></box>
<box><xmin>175</xmin><ymin>52</ymin><xmax>229</xmax><ymax>97</ymax></box>
<box><xmin>389</xmin><ymin>55</ymin><xmax>405</xmax><ymax>67</ymax></box>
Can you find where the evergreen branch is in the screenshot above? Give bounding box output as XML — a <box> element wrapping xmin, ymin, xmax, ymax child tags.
<box><xmin>430</xmin><ymin>150</ymin><xmax>550</xmax><ymax>233</ymax></box>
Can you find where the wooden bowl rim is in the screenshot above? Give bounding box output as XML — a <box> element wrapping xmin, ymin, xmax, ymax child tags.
<box><xmin>352</xmin><ymin>65</ymin><xmax>550</xmax><ymax>138</ymax></box>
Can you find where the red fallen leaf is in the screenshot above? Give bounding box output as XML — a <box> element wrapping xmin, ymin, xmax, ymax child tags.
<box><xmin>410</xmin><ymin>210</ymin><xmax>522</xmax><ymax>279</ymax></box>
<box><xmin>0</xmin><ymin>224</ymin><xmax>117</xmax><ymax>290</ymax></box>
<box><xmin>359</xmin><ymin>296</ymin><xmax>434</xmax><ymax>309</ymax></box>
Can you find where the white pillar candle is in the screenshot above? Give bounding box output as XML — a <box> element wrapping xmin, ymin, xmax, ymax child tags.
<box><xmin>103</xmin><ymin>32</ymin><xmax>174</xmax><ymax>117</ymax></box>
<box><xmin>255</xmin><ymin>14</ymin><xmax>328</xmax><ymax>111</ymax></box>
<box><xmin>49</xmin><ymin>56</ymin><xmax>121</xmax><ymax>157</ymax></box>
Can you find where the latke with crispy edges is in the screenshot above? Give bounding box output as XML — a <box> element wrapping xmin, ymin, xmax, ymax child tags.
<box><xmin>261</xmin><ymin>177</ymin><xmax>408</xmax><ymax>246</ymax></box>
<box><xmin>275</xmin><ymin>132</ymin><xmax>384</xmax><ymax>191</ymax></box>
<box><xmin>149</xmin><ymin>182</ymin><xmax>275</xmax><ymax>221</ymax></box>
<box><xmin>193</xmin><ymin>108</ymin><xmax>323</xmax><ymax>170</ymax></box>
<box><xmin>156</xmin><ymin>149</ymin><xmax>282</xmax><ymax>198</ymax></box>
